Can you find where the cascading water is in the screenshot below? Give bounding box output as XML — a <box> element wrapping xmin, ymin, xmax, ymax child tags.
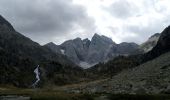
<box><xmin>32</xmin><ymin>65</ymin><xmax>40</xmax><ymax>87</ymax></box>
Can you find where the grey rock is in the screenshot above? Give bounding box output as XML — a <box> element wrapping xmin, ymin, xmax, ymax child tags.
<box><xmin>140</xmin><ymin>33</ymin><xmax>160</xmax><ymax>52</ymax></box>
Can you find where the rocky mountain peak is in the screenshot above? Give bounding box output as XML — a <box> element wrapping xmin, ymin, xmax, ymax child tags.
<box><xmin>153</xmin><ymin>26</ymin><xmax>170</xmax><ymax>53</ymax></box>
<box><xmin>93</xmin><ymin>33</ymin><xmax>100</xmax><ymax>38</ymax></box>
<box><xmin>91</xmin><ymin>33</ymin><xmax>114</xmax><ymax>45</ymax></box>
<box><xmin>46</xmin><ymin>42</ymin><xmax>57</xmax><ymax>46</ymax></box>
<box><xmin>73</xmin><ymin>37</ymin><xmax>82</xmax><ymax>44</ymax></box>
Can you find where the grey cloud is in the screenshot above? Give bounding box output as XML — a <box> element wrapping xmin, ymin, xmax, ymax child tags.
<box><xmin>0</xmin><ymin>0</ymin><xmax>96</xmax><ymax>44</ymax></box>
<box><xmin>105</xmin><ymin>0</ymin><xmax>170</xmax><ymax>44</ymax></box>
<box><xmin>124</xmin><ymin>19</ymin><xmax>170</xmax><ymax>44</ymax></box>
<box><xmin>105</xmin><ymin>0</ymin><xmax>139</xmax><ymax>19</ymax></box>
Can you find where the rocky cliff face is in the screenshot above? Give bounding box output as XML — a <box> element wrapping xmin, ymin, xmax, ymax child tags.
<box><xmin>86</xmin><ymin>34</ymin><xmax>116</xmax><ymax>64</ymax></box>
<box><xmin>140</xmin><ymin>33</ymin><xmax>160</xmax><ymax>52</ymax></box>
<box><xmin>45</xmin><ymin>34</ymin><xmax>140</xmax><ymax>68</ymax></box>
<box><xmin>143</xmin><ymin>26</ymin><xmax>170</xmax><ymax>62</ymax></box>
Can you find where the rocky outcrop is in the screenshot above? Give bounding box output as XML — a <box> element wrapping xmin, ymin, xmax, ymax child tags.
<box><xmin>140</xmin><ymin>33</ymin><xmax>160</xmax><ymax>52</ymax></box>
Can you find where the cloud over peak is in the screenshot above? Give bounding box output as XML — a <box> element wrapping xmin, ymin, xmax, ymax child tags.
<box><xmin>0</xmin><ymin>0</ymin><xmax>170</xmax><ymax>44</ymax></box>
<box><xmin>0</xmin><ymin>0</ymin><xmax>96</xmax><ymax>44</ymax></box>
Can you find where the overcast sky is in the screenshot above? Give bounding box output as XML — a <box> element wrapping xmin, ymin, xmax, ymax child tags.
<box><xmin>0</xmin><ymin>0</ymin><xmax>170</xmax><ymax>45</ymax></box>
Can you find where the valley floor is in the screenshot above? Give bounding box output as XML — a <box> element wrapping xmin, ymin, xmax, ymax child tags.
<box><xmin>1</xmin><ymin>87</ymin><xmax>170</xmax><ymax>100</ymax></box>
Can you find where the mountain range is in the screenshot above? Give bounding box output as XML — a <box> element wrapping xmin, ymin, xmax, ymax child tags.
<box><xmin>1</xmin><ymin>14</ymin><xmax>169</xmax><ymax>96</ymax></box>
<box><xmin>45</xmin><ymin>34</ymin><xmax>145</xmax><ymax>68</ymax></box>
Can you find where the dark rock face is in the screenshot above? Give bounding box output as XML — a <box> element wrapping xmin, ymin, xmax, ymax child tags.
<box><xmin>152</xmin><ymin>26</ymin><xmax>170</xmax><ymax>54</ymax></box>
<box><xmin>86</xmin><ymin>34</ymin><xmax>116</xmax><ymax>64</ymax></box>
<box><xmin>45</xmin><ymin>34</ymin><xmax>140</xmax><ymax>68</ymax></box>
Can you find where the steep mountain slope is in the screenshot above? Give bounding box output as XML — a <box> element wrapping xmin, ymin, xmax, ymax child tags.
<box><xmin>0</xmin><ymin>15</ymin><xmax>84</xmax><ymax>87</ymax></box>
<box><xmin>45</xmin><ymin>34</ymin><xmax>140</xmax><ymax>68</ymax></box>
<box><xmin>140</xmin><ymin>33</ymin><xmax>160</xmax><ymax>52</ymax></box>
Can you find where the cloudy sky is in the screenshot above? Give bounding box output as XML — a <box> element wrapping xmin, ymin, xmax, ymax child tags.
<box><xmin>0</xmin><ymin>0</ymin><xmax>170</xmax><ymax>45</ymax></box>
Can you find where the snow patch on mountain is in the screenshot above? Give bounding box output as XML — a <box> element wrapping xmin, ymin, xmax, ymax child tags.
<box><xmin>79</xmin><ymin>62</ymin><xmax>95</xmax><ymax>69</ymax></box>
<box><xmin>60</xmin><ymin>49</ymin><xmax>65</xmax><ymax>55</ymax></box>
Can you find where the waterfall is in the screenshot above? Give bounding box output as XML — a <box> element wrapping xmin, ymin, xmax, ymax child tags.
<box><xmin>32</xmin><ymin>65</ymin><xmax>40</xmax><ymax>87</ymax></box>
